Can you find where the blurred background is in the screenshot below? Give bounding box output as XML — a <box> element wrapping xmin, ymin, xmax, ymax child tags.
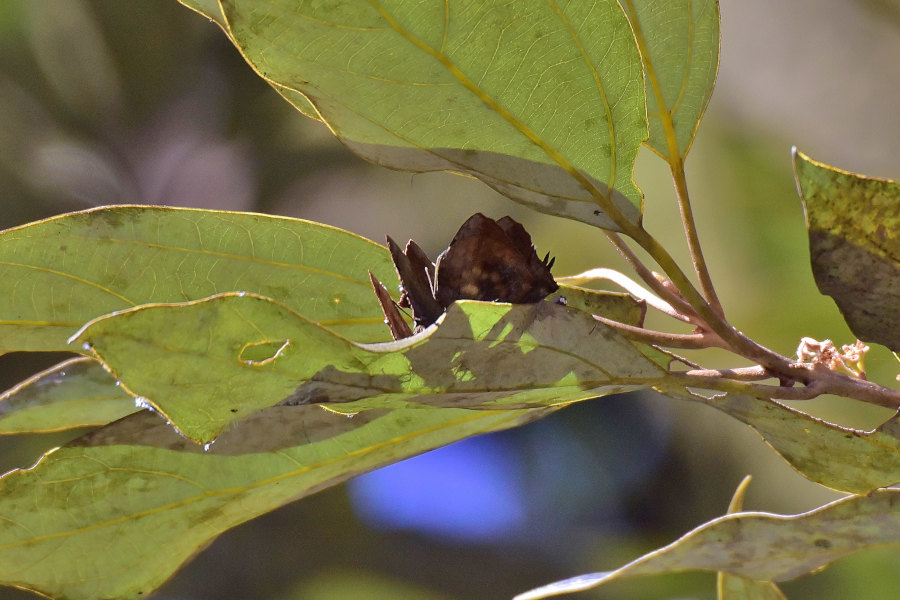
<box><xmin>1</xmin><ymin>0</ymin><xmax>900</xmax><ymax>598</ymax></box>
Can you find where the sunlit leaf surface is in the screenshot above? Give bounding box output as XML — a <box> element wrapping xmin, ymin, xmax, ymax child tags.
<box><xmin>178</xmin><ymin>0</ymin><xmax>323</xmax><ymax>119</ymax></box>
<box><xmin>181</xmin><ymin>0</ymin><xmax>648</xmax><ymax>230</ymax></box>
<box><xmin>179</xmin><ymin>0</ymin><xmax>223</xmax><ymax>25</ymax></box>
<box><xmin>73</xmin><ymin>294</ymin><xmax>664</xmax><ymax>443</ymax></box>
<box><xmin>0</xmin><ymin>206</ymin><xmax>398</xmax><ymax>354</ymax></box>
<box><xmin>793</xmin><ymin>149</ymin><xmax>900</xmax><ymax>352</ymax></box>
<box><xmin>621</xmin><ymin>0</ymin><xmax>720</xmax><ymax>158</ymax></box>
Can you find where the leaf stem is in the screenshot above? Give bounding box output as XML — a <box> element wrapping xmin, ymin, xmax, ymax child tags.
<box><xmin>569</xmin><ymin>2</ymin><xmax>900</xmax><ymax>411</ymax></box>
<box><xmin>594</xmin><ymin>197</ymin><xmax>803</xmax><ymax>383</ymax></box>
<box><xmin>621</xmin><ymin>0</ymin><xmax>724</xmax><ymax>314</ymax></box>
<box><xmin>669</xmin><ymin>158</ymin><xmax>724</xmax><ymax>315</ymax></box>
<box><xmin>623</xmin><ymin>225</ymin><xmax>801</xmax><ymax>379</ymax></box>
<box><xmin>603</xmin><ymin>232</ymin><xmax>700</xmax><ymax>320</ymax></box>
<box><xmin>681</xmin><ymin>366</ymin><xmax>771</xmax><ymax>381</ymax></box>
<box><xmin>593</xmin><ymin>314</ymin><xmax>723</xmax><ymax>349</ymax></box>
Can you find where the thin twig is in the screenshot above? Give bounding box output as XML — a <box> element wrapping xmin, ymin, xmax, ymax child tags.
<box><xmin>625</xmin><ymin>226</ymin><xmax>799</xmax><ymax>378</ymax></box>
<box><xmin>682</xmin><ymin>366</ymin><xmax>772</xmax><ymax>381</ymax></box>
<box><xmin>593</xmin><ymin>315</ymin><xmax>725</xmax><ymax>349</ymax></box>
<box><xmin>587</xmin><ymin>234</ymin><xmax>900</xmax><ymax>408</ymax></box>
<box><xmin>620</xmin><ymin>0</ymin><xmax>724</xmax><ymax>316</ymax></box>
<box><xmin>604</xmin><ymin>232</ymin><xmax>700</xmax><ymax>320</ymax></box>
<box><xmin>670</xmin><ymin>157</ymin><xmax>724</xmax><ymax>316</ymax></box>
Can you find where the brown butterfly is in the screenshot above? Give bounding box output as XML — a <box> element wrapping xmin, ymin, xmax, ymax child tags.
<box><xmin>370</xmin><ymin>213</ymin><xmax>558</xmax><ymax>340</ymax></box>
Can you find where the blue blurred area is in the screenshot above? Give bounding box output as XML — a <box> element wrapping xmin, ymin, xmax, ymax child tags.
<box><xmin>349</xmin><ymin>434</ymin><xmax>528</xmax><ymax>542</ymax></box>
<box><xmin>349</xmin><ymin>394</ymin><xmax>673</xmax><ymax>545</ymax></box>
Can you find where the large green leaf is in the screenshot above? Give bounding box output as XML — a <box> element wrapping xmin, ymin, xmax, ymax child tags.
<box><xmin>792</xmin><ymin>149</ymin><xmax>900</xmax><ymax>352</ymax></box>
<box><xmin>621</xmin><ymin>0</ymin><xmax>720</xmax><ymax>158</ymax></box>
<box><xmin>67</xmin><ymin>281</ymin><xmax>900</xmax><ymax>485</ymax></box>
<box><xmin>685</xmin><ymin>390</ymin><xmax>900</xmax><ymax>494</ymax></box>
<box><xmin>306</xmin><ymin>299</ymin><xmax>665</xmax><ymax>412</ymax></box>
<box><xmin>0</xmin><ymin>286</ymin><xmax>646</xmax><ymax>438</ymax></box>
<box><xmin>0</xmin><ymin>205</ymin><xmax>398</xmax><ymax>354</ymax></box>
<box><xmin>72</xmin><ymin>293</ymin><xmax>665</xmax><ymax>443</ymax></box>
<box><xmin>516</xmin><ymin>489</ymin><xmax>900</xmax><ymax>599</ymax></box>
<box><xmin>183</xmin><ymin>0</ymin><xmax>647</xmax><ymax>231</ymax></box>
<box><xmin>72</xmin><ymin>292</ymin><xmax>361</xmax><ymax>443</ymax></box>
<box><xmin>0</xmin><ymin>403</ymin><xmax>552</xmax><ymax>600</ymax></box>
<box><xmin>0</xmin><ymin>357</ymin><xmax>135</xmax><ymax>434</ymax></box>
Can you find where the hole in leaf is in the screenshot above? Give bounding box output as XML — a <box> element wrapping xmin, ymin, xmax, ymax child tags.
<box><xmin>239</xmin><ymin>339</ymin><xmax>290</xmax><ymax>366</ymax></box>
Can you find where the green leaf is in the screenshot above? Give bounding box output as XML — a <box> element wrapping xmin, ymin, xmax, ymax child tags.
<box><xmin>0</xmin><ymin>289</ymin><xmax>644</xmax><ymax>441</ymax></box>
<box><xmin>72</xmin><ymin>292</ymin><xmax>362</xmax><ymax>443</ymax></box>
<box><xmin>621</xmin><ymin>0</ymin><xmax>720</xmax><ymax>158</ymax></box>
<box><xmin>0</xmin><ymin>205</ymin><xmax>399</xmax><ymax>354</ymax></box>
<box><xmin>551</xmin><ymin>283</ymin><xmax>646</xmax><ymax>325</ymax></box>
<box><xmin>302</xmin><ymin>299</ymin><xmax>666</xmax><ymax>413</ymax></box>
<box><xmin>0</xmin><ymin>357</ymin><xmax>136</xmax><ymax>434</ymax></box>
<box><xmin>717</xmin><ymin>477</ymin><xmax>787</xmax><ymax>600</ymax></box>
<box><xmin>73</xmin><ymin>293</ymin><xmax>665</xmax><ymax>442</ymax></box>
<box><xmin>0</xmin><ymin>404</ymin><xmax>552</xmax><ymax>600</ymax></box>
<box><xmin>515</xmin><ymin>489</ymin><xmax>900</xmax><ymax>599</ymax></box>
<box><xmin>792</xmin><ymin>149</ymin><xmax>900</xmax><ymax>352</ymax></box>
<box><xmin>205</xmin><ymin>0</ymin><xmax>647</xmax><ymax>230</ymax></box>
<box><xmin>686</xmin><ymin>390</ymin><xmax>900</xmax><ymax>494</ymax></box>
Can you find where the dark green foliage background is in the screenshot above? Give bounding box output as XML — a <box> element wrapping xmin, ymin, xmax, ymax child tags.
<box><xmin>0</xmin><ymin>1</ymin><xmax>899</xmax><ymax>598</ymax></box>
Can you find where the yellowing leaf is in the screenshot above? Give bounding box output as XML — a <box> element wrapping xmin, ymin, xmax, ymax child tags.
<box><xmin>685</xmin><ymin>390</ymin><xmax>900</xmax><ymax>494</ymax></box>
<box><xmin>516</xmin><ymin>489</ymin><xmax>900</xmax><ymax>599</ymax></box>
<box><xmin>717</xmin><ymin>477</ymin><xmax>787</xmax><ymax>600</ymax></box>
<box><xmin>792</xmin><ymin>149</ymin><xmax>900</xmax><ymax>351</ymax></box>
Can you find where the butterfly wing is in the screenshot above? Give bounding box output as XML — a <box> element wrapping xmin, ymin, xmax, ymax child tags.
<box><xmin>434</xmin><ymin>214</ymin><xmax>558</xmax><ymax>306</ymax></box>
<box><xmin>386</xmin><ymin>236</ymin><xmax>443</xmax><ymax>329</ymax></box>
<box><xmin>369</xmin><ymin>271</ymin><xmax>413</xmax><ymax>340</ymax></box>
